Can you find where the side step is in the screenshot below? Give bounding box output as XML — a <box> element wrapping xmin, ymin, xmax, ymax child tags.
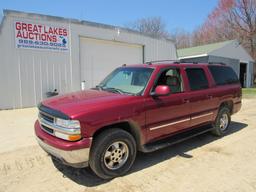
<box><xmin>141</xmin><ymin>125</ymin><xmax>214</xmax><ymax>153</ymax></box>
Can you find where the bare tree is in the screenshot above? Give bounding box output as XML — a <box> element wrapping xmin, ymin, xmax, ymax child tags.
<box><xmin>171</xmin><ymin>28</ymin><xmax>192</xmax><ymax>48</ymax></box>
<box><xmin>127</xmin><ymin>17</ymin><xmax>170</xmax><ymax>38</ymax></box>
<box><xmin>191</xmin><ymin>0</ymin><xmax>256</xmax><ymax>59</ymax></box>
<box><xmin>225</xmin><ymin>0</ymin><xmax>256</xmax><ymax>58</ymax></box>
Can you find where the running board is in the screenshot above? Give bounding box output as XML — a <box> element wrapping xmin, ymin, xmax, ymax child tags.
<box><xmin>141</xmin><ymin>125</ymin><xmax>214</xmax><ymax>153</ymax></box>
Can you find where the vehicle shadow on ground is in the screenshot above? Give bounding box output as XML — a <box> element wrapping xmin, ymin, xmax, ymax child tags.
<box><xmin>52</xmin><ymin>121</ymin><xmax>247</xmax><ymax>187</ymax></box>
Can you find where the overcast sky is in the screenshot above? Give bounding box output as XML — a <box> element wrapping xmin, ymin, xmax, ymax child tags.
<box><xmin>0</xmin><ymin>0</ymin><xmax>218</xmax><ymax>32</ymax></box>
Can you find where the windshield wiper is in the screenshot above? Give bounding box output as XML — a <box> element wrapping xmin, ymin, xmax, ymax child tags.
<box><xmin>95</xmin><ymin>85</ymin><xmax>134</xmax><ymax>95</ymax></box>
<box><xmin>103</xmin><ymin>87</ymin><xmax>134</xmax><ymax>95</ymax></box>
<box><xmin>103</xmin><ymin>87</ymin><xmax>125</xmax><ymax>94</ymax></box>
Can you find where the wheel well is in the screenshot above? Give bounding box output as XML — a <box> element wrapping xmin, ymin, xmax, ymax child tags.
<box><xmin>220</xmin><ymin>101</ymin><xmax>233</xmax><ymax>113</ymax></box>
<box><xmin>92</xmin><ymin>121</ymin><xmax>142</xmax><ymax>150</ymax></box>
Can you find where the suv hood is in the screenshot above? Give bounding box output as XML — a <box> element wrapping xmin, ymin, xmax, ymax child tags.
<box><xmin>42</xmin><ymin>89</ymin><xmax>133</xmax><ymax>118</ymax></box>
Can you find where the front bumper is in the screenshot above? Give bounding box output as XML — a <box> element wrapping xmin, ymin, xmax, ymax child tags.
<box><xmin>35</xmin><ymin>120</ymin><xmax>92</xmax><ymax>168</ymax></box>
<box><xmin>37</xmin><ymin>136</ymin><xmax>90</xmax><ymax>168</ymax></box>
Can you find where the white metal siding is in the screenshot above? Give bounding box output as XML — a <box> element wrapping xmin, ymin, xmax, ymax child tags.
<box><xmin>247</xmin><ymin>61</ymin><xmax>254</xmax><ymax>87</ymax></box>
<box><xmin>0</xmin><ymin>16</ymin><xmax>71</xmax><ymax>109</ymax></box>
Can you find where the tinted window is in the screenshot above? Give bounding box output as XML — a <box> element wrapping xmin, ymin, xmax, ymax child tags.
<box><xmin>186</xmin><ymin>68</ymin><xmax>209</xmax><ymax>91</ymax></box>
<box><xmin>208</xmin><ymin>66</ymin><xmax>239</xmax><ymax>85</ymax></box>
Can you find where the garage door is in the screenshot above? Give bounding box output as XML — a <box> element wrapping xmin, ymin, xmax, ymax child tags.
<box><xmin>80</xmin><ymin>37</ymin><xmax>143</xmax><ymax>89</ymax></box>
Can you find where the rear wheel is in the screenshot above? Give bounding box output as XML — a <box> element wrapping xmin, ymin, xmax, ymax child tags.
<box><xmin>211</xmin><ymin>107</ymin><xmax>231</xmax><ymax>136</ymax></box>
<box><xmin>89</xmin><ymin>128</ymin><xmax>136</xmax><ymax>179</ymax></box>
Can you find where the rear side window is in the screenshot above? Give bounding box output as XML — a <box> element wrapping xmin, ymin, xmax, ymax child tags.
<box><xmin>186</xmin><ymin>68</ymin><xmax>209</xmax><ymax>91</ymax></box>
<box><xmin>208</xmin><ymin>66</ymin><xmax>239</xmax><ymax>85</ymax></box>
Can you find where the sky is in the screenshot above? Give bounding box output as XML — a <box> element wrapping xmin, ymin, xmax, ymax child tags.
<box><xmin>0</xmin><ymin>0</ymin><xmax>218</xmax><ymax>32</ymax></box>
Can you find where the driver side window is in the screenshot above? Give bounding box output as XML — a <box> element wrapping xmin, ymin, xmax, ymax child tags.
<box><xmin>154</xmin><ymin>68</ymin><xmax>183</xmax><ymax>93</ymax></box>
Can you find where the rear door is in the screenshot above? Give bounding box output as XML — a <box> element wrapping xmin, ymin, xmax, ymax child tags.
<box><xmin>184</xmin><ymin>67</ymin><xmax>217</xmax><ymax>127</ymax></box>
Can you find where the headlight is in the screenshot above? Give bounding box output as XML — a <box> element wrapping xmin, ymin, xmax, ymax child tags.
<box><xmin>54</xmin><ymin>118</ymin><xmax>81</xmax><ymax>141</ymax></box>
<box><xmin>55</xmin><ymin>118</ymin><xmax>80</xmax><ymax>129</ymax></box>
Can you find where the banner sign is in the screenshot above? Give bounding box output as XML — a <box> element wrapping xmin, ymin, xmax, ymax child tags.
<box><xmin>15</xmin><ymin>21</ymin><xmax>69</xmax><ymax>51</ymax></box>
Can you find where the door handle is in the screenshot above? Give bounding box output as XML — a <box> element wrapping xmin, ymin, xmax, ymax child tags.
<box><xmin>183</xmin><ymin>99</ymin><xmax>190</xmax><ymax>103</ymax></box>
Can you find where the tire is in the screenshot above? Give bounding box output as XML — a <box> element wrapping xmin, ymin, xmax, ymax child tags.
<box><xmin>89</xmin><ymin>128</ymin><xmax>137</xmax><ymax>179</ymax></box>
<box><xmin>211</xmin><ymin>107</ymin><xmax>231</xmax><ymax>136</ymax></box>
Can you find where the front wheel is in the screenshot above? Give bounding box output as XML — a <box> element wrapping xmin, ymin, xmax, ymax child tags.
<box><xmin>89</xmin><ymin>128</ymin><xmax>136</xmax><ymax>179</ymax></box>
<box><xmin>211</xmin><ymin>107</ymin><xmax>231</xmax><ymax>136</ymax></box>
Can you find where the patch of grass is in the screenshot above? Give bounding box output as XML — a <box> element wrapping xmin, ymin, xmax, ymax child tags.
<box><xmin>242</xmin><ymin>88</ymin><xmax>256</xmax><ymax>98</ymax></box>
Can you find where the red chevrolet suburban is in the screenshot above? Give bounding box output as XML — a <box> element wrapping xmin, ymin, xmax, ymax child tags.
<box><xmin>35</xmin><ymin>61</ymin><xmax>242</xmax><ymax>179</ymax></box>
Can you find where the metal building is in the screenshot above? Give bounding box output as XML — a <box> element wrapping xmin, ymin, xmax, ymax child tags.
<box><xmin>178</xmin><ymin>40</ymin><xmax>255</xmax><ymax>88</ymax></box>
<box><xmin>0</xmin><ymin>10</ymin><xmax>177</xmax><ymax>109</ymax></box>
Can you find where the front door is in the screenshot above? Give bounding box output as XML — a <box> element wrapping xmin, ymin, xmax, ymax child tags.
<box><xmin>145</xmin><ymin>67</ymin><xmax>191</xmax><ymax>142</ymax></box>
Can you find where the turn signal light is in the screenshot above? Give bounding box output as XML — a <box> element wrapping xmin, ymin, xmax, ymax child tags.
<box><xmin>68</xmin><ymin>134</ymin><xmax>82</xmax><ymax>141</ymax></box>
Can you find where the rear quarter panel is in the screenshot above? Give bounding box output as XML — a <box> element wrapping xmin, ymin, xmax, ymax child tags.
<box><xmin>209</xmin><ymin>83</ymin><xmax>242</xmax><ymax>119</ymax></box>
<box><xmin>204</xmin><ymin>65</ymin><xmax>242</xmax><ymax>119</ymax></box>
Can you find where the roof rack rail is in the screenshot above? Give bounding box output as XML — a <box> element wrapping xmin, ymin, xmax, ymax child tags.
<box><xmin>180</xmin><ymin>61</ymin><xmax>227</xmax><ymax>65</ymax></box>
<box><xmin>146</xmin><ymin>59</ymin><xmax>180</xmax><ymax>65</ymax></box>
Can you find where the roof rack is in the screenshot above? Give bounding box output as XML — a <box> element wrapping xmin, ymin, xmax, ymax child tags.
<box><xmin>146</xmin><ymin>60</ymin><xmax>180</xmax><ymax>65</ymax></box>
<box><xmin>180</xmin><ymin>61</ymin><xmax>227</xmax><ymax>65</ymax></box>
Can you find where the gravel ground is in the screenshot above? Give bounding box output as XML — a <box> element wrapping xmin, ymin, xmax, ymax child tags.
<box><xmin>0</xmin><ymin>98</ymin><xmax>256</xmax><ymax>192</ymax></box>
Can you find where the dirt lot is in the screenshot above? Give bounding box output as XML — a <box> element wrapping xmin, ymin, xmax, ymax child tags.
<box><xmin>0</xmin><ymin>98</ymin><xmax>256</xmax><ymax>192</ymax></box>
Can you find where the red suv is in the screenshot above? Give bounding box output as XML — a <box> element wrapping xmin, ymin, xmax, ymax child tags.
<box><xmin>35</xmin><ymin>62</ymin><xmax>242</xmax><ymax>179</ymax></box>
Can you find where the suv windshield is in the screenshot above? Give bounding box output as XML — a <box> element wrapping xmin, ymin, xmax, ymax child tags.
<box><xmin>96</xmin><ymin>67</ymin><xmax>154</xmax><ymax>95</ymax></box>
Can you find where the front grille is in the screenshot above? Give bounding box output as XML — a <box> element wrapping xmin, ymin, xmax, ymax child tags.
<box><xmin>38</xmin><ymin>110</ymin><xmax>55</xmax><ymax>136</ymax></box>
<box><xmin>39</xmin><ymin>112</ymin><xmax>54</xmax><ymax>123</ymax></box>
<box><xmin>41</xmin><ymin>125</ymin><xmax>54</xmax><ymax>135</ymax></box>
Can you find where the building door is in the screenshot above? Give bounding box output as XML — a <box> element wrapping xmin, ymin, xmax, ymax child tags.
<box><xmin>80</xmin><ymin>37</ymin><xmax>143</xmax><ymax>89</ymax></box>
<box><xmin>240</xmin><ymin>63</ymin><xmax>247</xmax><ymax>88</ymax></box>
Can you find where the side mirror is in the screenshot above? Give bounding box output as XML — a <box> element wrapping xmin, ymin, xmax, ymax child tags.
<box><xmin>151</xmin><ymin>85</ymin><xmax>171</xmax><ymax>97</ymax></box>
